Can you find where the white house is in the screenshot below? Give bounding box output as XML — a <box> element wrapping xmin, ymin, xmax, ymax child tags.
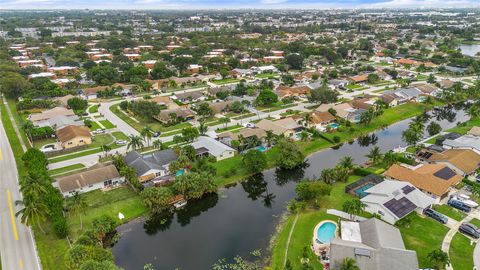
<box><xmin>191</xmin><ymin>136</ymin><xmax>236</xmax><ymax>161</ymax></box>
<box><xmin>361</xmin><ymin>180</ymin><xmax>435</xmax><ymax>224</ymax></box>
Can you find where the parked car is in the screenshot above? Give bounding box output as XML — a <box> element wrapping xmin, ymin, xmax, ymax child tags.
<box><xmin>116</xmin><ymin>140</ymin><xmax>127</xmax><ymax>145</ymax></box>
<box><xmin>448</xmin><ymin>199</ymin><xmax>471</xmax><ymax>212</ymax></box>
<box><xmin>93</xmin><ymin>129</ymin><xmax>106</xmax><ymax>134</ymax></box>
<box><xmin>40</xmin><ymin>144</ymin><xmax>57</xmax><ymax>153</ymax></box>
<box><xmin>152</xmin><ymin>132</ymin><xmax>160</xmax><ymax>138</ymax></box>
<box><xmin>242</xmin><ymin>122</ymin><xmax>255</xmax><ymax>128</ymax></box>
<box><xmin>424</xmin><ymin>208</ymin><xmax>448</xmax><ymax>224</ymax></box>
<box><xmin>459</xmin><ymin>223</ymin><xmax>480</xmax><ymax>239</ymax></box>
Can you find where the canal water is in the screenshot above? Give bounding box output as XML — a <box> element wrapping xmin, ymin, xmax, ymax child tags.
<box><xmin>460</xmin><ymin>44</ymin><xmax>480</xmax><ymax>57</ymax></box>
<box><xmin>113</xmin><ymin>105</ymin><xmax>469</xmax><ymax>270</ymax></box>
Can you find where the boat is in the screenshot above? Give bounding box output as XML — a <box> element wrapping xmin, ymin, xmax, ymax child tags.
<box><xmin>174</xmin><ymin>200</ymin><xmax>187</xmax><ymax>209</ymax></box>
<box><xmin>452</xmin><ymin>195</ymin><xmax>479</xmax><ymax>208</ymax></box>
<box><xmin>393</xmin><ymin>146</ymin><xmax>406</xmax><ymax>153</ymax></box>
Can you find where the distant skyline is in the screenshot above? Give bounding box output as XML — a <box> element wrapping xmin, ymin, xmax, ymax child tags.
<box><xmin>0</xmin><ymin>0</ymin><xmax>479</xmax><ymax>10</ymax></box>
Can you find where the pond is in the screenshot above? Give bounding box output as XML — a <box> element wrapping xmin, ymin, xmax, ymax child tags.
<box><xmin>113</xmin><ymin>104</ymin><xmax>469</xmax><ymax>270</ymax></box>
<box><xmin>459</xmin><ymin>44</ymin><xmax>480</xmax><ymax>57</ymax></box>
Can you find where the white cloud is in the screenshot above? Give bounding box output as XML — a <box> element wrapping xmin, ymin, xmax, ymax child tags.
<box><xmin>365</xmin><ymin>0</ymin><xmax>478</xmax><ymax>8</ymax></box>
<box><xmin>260</xmin><ymin>0</ymin><xmax>288</xmax><ymax>4</ymax></box>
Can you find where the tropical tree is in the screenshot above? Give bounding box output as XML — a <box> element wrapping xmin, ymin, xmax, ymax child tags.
<box><xmin>468</xmin><ymin>103</ymin><xmax>480</xmax><ymax>119</ymax></box>
<box><xmin>339</xmin><ymin>156</ymin><xmax>355</xmax><ymax>173</ymax></box>
<box><xmin>153</xmin><ymin>139</ymin><xmax>163</xmax><ymax>149</ymax></box>
<box><xmin>340</xmin><ymin>258</ymin><xmax>360</xmax><ymax>270</ymax></box>
<box><xmin>67</xmin><ymin>192</ymin><xmax>88</xmax><ymax>230</ymax></box>
<box><xmin>219</xmin><ymin>117</ymin><xmax>231</xmax><ymax>129</ymax></box>
<box><xmin>198</xmin><ymin>121</ymin><xmax>208</xmax><ymax>135</ymax></box>
<box><xmin>15</xmin><ymin>198</ymin><xmax>49</xmax><ymax>233</ymax></box>
<box><xmin>242</xmin><ymin>149</ymin><xmax>267</xmax><ymax>173</ymax></box>
<box><xmin>22</xmin><ymin>120</ymin><xmax>35</xmax><ymax>142</ymax></box>
<box><xmin>427</xmin><ymin>121</ymin><xmax>442</xmax><ymax>136</ymax></box>
<box><xmin>265</xmin><ymin>130</ymin><xmax>276</xmax><ymax>147</ymax></box>
<box><xmin>302</xmin><ymin>113</ymin><xmax>313</xmax><ymax>127</ymax></box>
<box><xmin>100</xmin><ymin>144</ymin><xmax>111</xmax><ymax>157</ymax></box>
<box><xmin>427</xmin><ymin>249</ymin><xmax>450</xmax><ymax>270</ymax></box>
<box><xmin>342</xmin><ymin>199</ymin><xmax>366</xmax><ymax>220</ymax></box>
<box><xmin>127</xmin><ymin>135</ymin><xmax>144</xmax><ymax>150</ymax></box>
<box><xmin>402</xmin><ymin>127</ymin><xmax>422</xmax><ymax>146</ymax></box>
<box><xmin>365</xmin><ymin>146</ymin><xmax>382</xmax><ymax>165</ymax></box>
<box><xmin>320</xmin><ymin>168</ymin><xmax>337</xmax><ymax>185</ymax></box>
<box><xmin>181</xmin><ymin>127</ymin><xmax>200</xmax><ymax>142</ymax></box>
<box><xmin>140</xmin><ymin>126</ymin><xmax>154</xmax><ymax>147</ymax></box>
<box><xmin>299</xmin><ymin>130</ymin><xmax>309</xmax><ymax>141</ymax></box>
<box><xmin>275</xmin><ymin>139</ymin><xmax>305</xmax><ymax>169</ymax></box>
<box><xmin>383</xmin><ymin>151</ymin><xmax>398</xmax><ymax>167</ymax></box>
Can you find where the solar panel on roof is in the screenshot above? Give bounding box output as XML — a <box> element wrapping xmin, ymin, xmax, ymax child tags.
<box><xmin>383</xmin><ymin>197</ymin><xmax>417</xmax><ymax>218</ymax></box>
<box><xmin>433</xmin><ymin>167</ymin><xmax>456</xmax><ymax>180</ymax></box>
<box><xmin>402</xmin><ymin>185</ymin><xmax>415</xmax><ymax>195</ymax></box>
<box><xmin>424</xmin><ymin>152</ymin><xmax>433</xmax><ymax>159</ymax></box>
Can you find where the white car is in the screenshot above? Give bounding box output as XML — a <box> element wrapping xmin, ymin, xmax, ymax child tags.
<box><xmin>242</xmin><ymin>122</ymin><xmax>255</xmax><ymax>128</ymax></box>
<box><xmin>116</xmin><ymin>140</ymin><xmax>127</xmax><ymax>145</ymax></box>
<box><xmin>40</xmin><ymin>144</ymin><xmax>57</xmax><ymax>153</ymax></box>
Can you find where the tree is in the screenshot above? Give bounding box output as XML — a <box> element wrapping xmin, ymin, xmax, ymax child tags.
<box><xmin>255</xmin><ymin>89</ymin><xmax>278</xmax><ymax>106</ymax></box>
<box><xmin>339</xmin><ymin>156</ymin><xmax>355</xmax><ymax>173</ymax></box>
<box><xmin>67</xmin><ymin>97</ymin><xmax>88</xmax><ymax>113</ymax></box>
<box><xmin>286</xmin><ymin>54</ymin><xmax>304</xmax><ymax>70</ymax></box>
<box><xmin>127</xmin><ymin>135</ymin><xmax>144</xmax><ymax>150</ymax></box>
<box><xmin>220</xmin><ymin>68</ymin><xmax>229</xmax><ymax>79</ymax></box>
<box><xmin>182</xmin><ymin>127</ymin><xmax>199</xmax><ymax>142</ymax></box>
<box><xmin>367</xmin><ymin>73</ymin><xmax>380</xmax><ymax>84</ymax></box>
<box><xmin>140</xmin><ymin>187</ymin><xmax>174</xmax><ymax>214</ymax></box>
<box><xmin>150</xmin><ymin>61</ymin><xmax>175</xmax><ymax>79</ymax></box>
<box><xmin>383</xmin><ymin>151</ymin><xmax>398</xmax><ymax>167</ymax></box>
<box><xmin>87</xmin><ymin>64</ymin><xmax>119</xmax><ymax>85</ymax></box>
<box><xmin>295</xmin><ymin>181</ymin><xmax>332</xmax><ymax>201</ymax></box>
<box><xmin>342</xmin><ymin>199</ymin><xmax>366</xmax><ymax>220</ymax></box>
<box><xmin>427</xmin><ymin>249</ymin><xmax>450</xmax><ymax>270</ymax></box>
<box><xmin>67</xmin><ymin>192</ymin><xmax>87</xmax><ymax>230</ymax></box>
<box><xmin>427</xmin><ymin>121</ymin><xmax>442</xmax><ymax>136</ymax></box>
<box><xmin>366</xmin><ymin>146</ymin><xmax>382</xmax><ymax>165</ymax></box>
<box><xmin>219</xmin><ymin>117</ymin><xmax>231</xmax><ymax>129</ymax></box>
<box><xmin>427</xmin><ymin>74</ymin><xmax>436</xmax><ymax>84</ymax></box>
<box><xmin>15</xmin><ymin>198</ymin><xmax>49</xmax><ymax>233</ymax></box>
<box><xmin>468</xmin><ymin>103</ymin><xmax>480</xmax><ymax>119</ymax></box>
<box><xmin>402</xmin><ymin>127</ymin><xmax>422</xmax><ymax>146</ymax></box>
<box><xmin>153</xmin><ymin>139</ymin><xmax>163</xmax><ymax>149</ymax></box>
<box><xmin>198</xmin><ymin>121</ymin><xmax>208</xmax><ymax>135</ymax></box>
<box><xmin>141</xmin><ymin>126</ymin><xmax>154</xmax><ymax>147</ymax></box>
<box><xmin>275</xmin><ymin>139</ymin><xmax>305</xmax><ymax>169</ymax></box>
<box><xmin>340</xmin><ymin>258</ymin><xmax>360</xmax><ymax>270</ymax></box>
<box><xmin>0</xmin><ymin>72</ymin><xmax>30</xmax><ymax>98</ymax></box>
<box><xmin>173</xmin><ymin>172</ymin><xmax>217</xmax><ymax>200</ymax></box>
<box><xmin>196</xmin><ymin>102</ymin><xmax>213</xmax><ymax>118</ymax></box>
<box><xmin>309</xmin><ymin>84</ymin><xmax>338</xmax><ymax>103</ymax></box>
<box><xmin>79</xmin><ymin>260</ymin><xmax>120</xmax><ymax>270</ymax></box>
<box><xmin>100</xmin><ymin>144</ymin><xmax>111</xmax><ymax>157</ymax></box>
<box><xmin>242</xmin><ymin>149</ymin><xmax>267</xmax><ymax>173</ymax></box>
<box><xmin>265</xmin><ymin>130</ymin><xmax>276</xmax><ymax>147</ymax></box>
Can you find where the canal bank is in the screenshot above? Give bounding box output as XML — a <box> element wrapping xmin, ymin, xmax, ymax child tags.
<box><xmin>112</xmin><ymin>104</ymin><xmax>469</xmax><ymax>270</ymax></box>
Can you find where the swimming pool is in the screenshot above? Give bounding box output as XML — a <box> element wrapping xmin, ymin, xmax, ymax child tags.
<box><xmin>176</xmin><ymin>169</ymin><xmax>185</xmax><ymax>176</ymax></box>
<box><xmin>316</xmin><ymin>221</ymin><xmax>337</xmax><ymax>244</ymax></box>
<box><xmin>354</xmin><ymin>183</ymin><xmax>375</xmax><ymax>198</ymax></box>
<box><xmin>255</xmin><ymin>146</ymin><xmax>267</xmax><ymax>152</ymax></box>
<box><xmin>330</xmin><ymin>123</ymin><xmax>339</xmax><ymax>129</ymax></box>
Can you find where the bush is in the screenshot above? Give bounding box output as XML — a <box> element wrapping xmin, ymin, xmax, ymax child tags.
<box><xmin>333</xmin><ymin>136</ymin><xmax>341</xmax><ymax>143</ymax></box>
<box><xmin>353</xmin><ymin>167</ymin><xmax>372</xmax><ymax>176</ymax></box>
<box><xmin>52</xmin><ymin>215</ymin><xmax>69</xmax><ymax>238</ymax></box>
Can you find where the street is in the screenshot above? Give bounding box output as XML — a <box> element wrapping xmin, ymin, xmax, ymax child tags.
<box><xmin>0</xmin><ymin>108</ymin><xmax>41</xmax><ymax>270</ymax></box>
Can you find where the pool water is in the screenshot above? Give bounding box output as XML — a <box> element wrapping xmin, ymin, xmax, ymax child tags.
<box><xmin>354</xmin><ymin>183</ymin><xmax>375</xmax><ymax>198</ymax></box>
<box><xmin>330</xmin><ymin>123</ymin><xmax>339</xmax><ymax>129</ymax></box>
<box><xmin>256</xmin><ymin>146</ymin><xmax>267</xmax><ymax>152</ymax></box>
<box><xmin>176</xmin><ymin>169</ymin><xmax>185</xmax><ymax>176</ymax></box>
<box><xmin>316</xmin><ymin>222</ymin><xmax>337</xmax><ymax>244</ymax></box>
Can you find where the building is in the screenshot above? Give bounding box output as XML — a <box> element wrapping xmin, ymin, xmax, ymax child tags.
<box><xmin>36</xmin><ymin>115</ymin><xmax>84</xmax><ymax>130</ymax></box>
<box><xmin>330</xmin><ymin>218</ymin><xmax>418</xmax><ymax>270</ymax></box>
<box><xmin>256</xmin><ymin>118</ymin><xmax>302</xmax><ymax>137</ymax></box>
<box><xmin>217</xmin><ymin>128</ymin><xmax>267</xmax><ymax>148</ymax></box>
<box><xmin>384</xmin><ymin>164</ymin><xmax>463</xmax><ymax>202</ymax></box>
<box><xmin>56</xmin><ymin>125</ymin><xmax>92</xmax><ymax>149</ymax></box>
<box><xmin>154</xmin><ymin>108</ymin><xmax>195</xmax><ymax>124</ymax></box>
<box><xmin>81</xmin><ymin>86</ymin><xmax>109</xmax><ymax>100</ymax></box>
<box><xmin>28</xmin><ymin>107</ymin><xmax>75</xmax><ymax>124</ymax></box>
<box><xmin>309</xmin><ymin>111</ymin><xmax>336</xmax><ymax>130</ymax></box>
<box><xmin>54</xmin><ymin>164</ymin><xmax>124</xmax><ymax>197</ymax></box>
<box><xmin>360</xmin><ymin>180</ymin><xmax>435</xmax><ymax>224</ymax></box>
<box><xmin>275</xmin><ymin>85</ymin><xmax>310</xmax><ymax>99</ymax></box>
<box><xmin>190</xmin><ymin>136</ymin><xmax>236</xmax><ymax>161</ymax></box>
<box><xmin>442</xmin><ymin>134</ymin><xmax>480</xmax><ymax>154</ymax></box>
<box><xmin>124</xmin><ymin>150</ymin><xmax>178</xmax><ymax>183</ymax></box>
<box><xmin>316</xmin><ymin>103</ymin><xmax>365</xmax><ymax>123</ymax></box>
<box><xmin>417</xmin><ymin>148</ymin><xmax>480</xmax><ymax>176</ymax></box>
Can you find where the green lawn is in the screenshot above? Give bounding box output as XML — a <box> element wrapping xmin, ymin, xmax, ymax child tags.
<box><xmin>110</xmin><ymin>104</ymin><xmax>191</xmax><ymax>133</ymax></box>
<box><xmin>67</xmin><ymin>187</ymin><xmax>148</xmax><ymax>240</ymax></box>
<box><xmin>346</xmin><ymin>84</ymin><xmax>368</xmax><ymax>91</ymax></box>
<box><xmin>397</xmin><ymin>212</ymin><xmax>449</xmax><ymax>268</ymax></box>
<box><xmin>112</xmin><ymin>131</ymin><xmax>129</xmax><ymax>141</ymax></box>
<box><xmin>447</xmin><ymin>118</ymin><xmax>480</xmax><ymax>135</ymax></box>
<box><xmin>89</xmin><ymin>121</ymin><xmax>102</xmax><ymax>131</ymax></box>
<box><xmin>48</xmin><ymin>164</ymin><xmax>86</xmax><ymax>177</ymax></box>
<box><xmin>449</xmin><ymin>233</ymin><xmax>475</xmax><ymax>270</ymax></box>
<box><xmin>48</xmin><ymin>134</ymin><xmax>117</xmax><ymax>163</ymax></box>
<box><xmin>212</xmin><ymin>78</ymin><xmax>240</xmax><ymax>85</ymax></box>
<box><xmin>7</xmin><ymin>99</ymin><xmax>31</xmax><ymax>148</ymax></box>
<box><xmin>88</xmin><ymin>105</ymin><xmax>99</xmax><ymax>114</ymax></box>
<box><xmin>469</xmin><ymin>218</ymin><xmax>480</xmax><ymax>228</ymax></box>
<box><xmin>0</xmin><ymin>101</ymin><xmax>27</xmax><ymax>175</ymax></box>
<box><xmin>255</xmin><ymin>73</ymin><xmax>278</xmax><ymax>79</ymax></box>
<box><xmin>99</xmin><ymin>119</ymin><xmax>116</xmax><ymax>129</ymax></box>
<box><xmin>433</xmin><ymin>205</ymin><xmax>466</xmax><ymax>221</ymax></box>
<box><xmin>33</xmin><ymin>137</ymin><xmax>57</xmax><ymax>149</ymax></box>
<box><xmin>215</xmin><ymin>124</ymin><xmax>242</xmax><ymax>133</ymax></box>
<box><xmin>416</xmin><ymin>74</ymin><xmax>429</xmax><ymax>81</ymax></box>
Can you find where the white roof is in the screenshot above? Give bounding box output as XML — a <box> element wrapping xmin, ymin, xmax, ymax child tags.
<box><xmin>190</xmin><ymin>136</ymin><xmax>235</xmax><ymax>157</ymax></box>
<box><xmin>29</xmin><ymin>72</ymin><xmax>55</xmax><ymax>78</ymax></box>
<box><xmin>341</xmin><ymin>221</ymin><xmax>362</xmax><ymax>243</ymax></box>
<box><xmin>443</xmin><ymin>135</ymin><xmax>480</xmax><ymax>152</ymax></box>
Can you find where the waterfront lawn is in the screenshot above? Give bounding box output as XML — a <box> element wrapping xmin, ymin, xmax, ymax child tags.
<box><xmin>67</xmin><ymin>187</ymin><xmax>147</xmax><ymax>240</ymax></box>
<box><xmin>270</xmin><ymin>210</ymin><xmax>338</xmax><ymax>270</ymax></box>
<box><xmin>447</xmin><ymin>118</ymin><xmax>480</xmax><ymax>135</ymax></box>
<box><xmin>100</xmin><ymin>119</ymin><xmax>116</xmax><ymax>129</ymax></box>
<box><xmin>449</xmin><ymin>233</ymin><xmax>475</xmax><ymax>270</ymax></box>
<box><xmin>397</xmin><ymin>212</ymin><xmax>449</xmax><ymax>268</ymax></box>
<box><xmin>433</xmin><ymin>205</ymin><xmax>466</xmax><ymax>221</ymax></box>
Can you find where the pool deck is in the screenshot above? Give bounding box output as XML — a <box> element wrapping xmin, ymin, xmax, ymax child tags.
<box><xmin>312</xmin><ymin>220</ymin><xmax>339</xmax><ymax>256</ymax></box>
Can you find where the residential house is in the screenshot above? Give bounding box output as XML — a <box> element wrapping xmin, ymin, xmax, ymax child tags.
<box><xmin>384</xmin><ymin>164</ymin><xmax>463</xmax><ymax>202</ymax></box>
<box><xmin>413</xmin><ymin>83</ymin><xmax>442</xmax><ymax>97</ymax></box>
<box><xmin>328</xmin><ymin>79</ymin><xmax>348</xmax><ymax>90</ymax></box>
<box><xmin>191</xmin><ymin>136</ymin><xmax>236</xmax><ymax>161</ymax></box>
<box><xmin>439</xmin><ymin>79</ymin><xmax>455</xmax><ymax>89</ymax></box>
<box><xmin>349</xmin><ymin>74</ymin><xmax>369</xmax><ymax>84</ymax></box>
<box><xmin>217</xmin><ymin>128</ymin><xmax>267</xmax><ymax>147</ymax></box>
<box><xmin>207</xmin><ymin>86</ymin><xmax>233</xmax><ymax>97</ymax></box>
<box><xmin>188</xmin><ymin>64</ymin><xmax>203</xmax><ymax>74</ymax></box>
<box><xmin>81</xmin><ymin>86</ymin><xmax>109</xmax><ymax>100</ymax></box>
<box><xmin>173</xmin><ymin>90</ymin><xmax>205</xmax><ymax>103</ymax></box>
<box><xmin>275</xmin><ymin>85</ymin><xmax>310</xmax><ymax>100</ymax></box>
<box><xmin>442</xmin><ymin>134</ymin><xmax>480</xmax><ymax>155</ymax></box>
<box><xmin>56</xmin><ymin>125</ymin><xmax>92</xmax><ymax>149</ymax></box>
<box><xmin>28</xmin><ymin>107</ymin><xmax>75</xmax><ymax>124</ymax></box>
<box><xmin>256</xmin><ymin>118</ymin><xmax>302</xmax><ymax>137</ymax></box>
<box><xmin>417</xmin><ymin>148</ymin><xmax>480</xmax><ymax>176</ymax></box>
<box><xmin>36</xmin><ymin>115</ymin><xmax>84</xmax><ymax>130</ymax></box>
<box><xmin>316</xmin><ymin>103</ymin><xmax>365</xmax><ymax>123</ymax></box>
<box><xmin>381</xmin><ymin>87</ymin><xmax>423</xmax><ymax>104</ymax></box>
<box><xmin>53</xmin><ymin>94</ymin><xmax>75</xmax><ymax>108</ymax></box>
<box><xmin>124</xmin><ymin>149</ymin><xmax>178</xmax><ymax>183</ymax></box>
<box><xmin>230</xmin><ymin>68</ymin><xmax>253</xmax><ymax>78</ymax></box>
<box><xmin>309</xmin><ymin>111</ymin><xmax>336</xmax><ymax>130</ymax></box>
<box><xmin>379</xmin><ymin>94</ymin><xmax>399</xmax><ymax>107</ymax></box>
<box><xmin>208</xmin><ymin>100</ymin><xmax>233</xmax><ymax>115</ymax></box>
<box><xmin>151</xmin><ymin>96</ymin><xmax>180</xmax><ymax>110</ymax></box>
<box><xmin>54</xmin><ymin>164</ymin><xmax>124</xmax><ymax>197</ymax></box>
<box><xmin>154</xmin><ymin>108</ymin><xmax>195</xmax><ymax>124</ymax></box>
<box><xmin>329</xmin><ymin>218</ymin><xmax>419</xmax><ymax>270</ymax></box>
<box><xmin>251</xmin><ymin>65</ymin><xmax>278</xmax><ymax>74</ymax></box>
<box><xmin>361</xmin><ymin>180</ymin><xmax>435</xmax><ymax>224</ymax></box>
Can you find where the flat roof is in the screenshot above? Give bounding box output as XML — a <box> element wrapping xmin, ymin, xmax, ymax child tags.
<box><xmin>341</xmin><ymin>221</ymin><xmax>362</xmax><ymax>243</ymax></box>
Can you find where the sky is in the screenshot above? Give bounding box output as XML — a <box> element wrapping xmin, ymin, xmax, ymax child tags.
<box><xmin>0</xmin><ymin>0</ymin><xmax>479</xmax><ymax>10</ymax></box>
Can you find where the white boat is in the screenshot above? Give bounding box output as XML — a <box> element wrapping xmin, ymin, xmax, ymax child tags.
<box><xmin>461</xmin><ymin>199</ymin><xmax>479</xmax><ymax>208</ymax></box>
<box><xmin>174</xmin><ymin>200</ymin><xmax>187</xmax><ymax>209</ymax></box>
<box><xmin>393</xmin><ymin>146</ymin><xmax>406</xmax><ymax>153</ymax></box>
<box><xmin>453</xmin><ymin>195</ymin><xmax>479</xmax><ymax>208</ymax></box>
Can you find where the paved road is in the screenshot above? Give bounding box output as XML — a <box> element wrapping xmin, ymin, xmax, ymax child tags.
<box><xmin>0</xmin><ymin>108</ymin><xmax>41</xmax><ymax>270</ymax></box>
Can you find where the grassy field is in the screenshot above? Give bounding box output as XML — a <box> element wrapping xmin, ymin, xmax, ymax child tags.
<box><xmin>212</xmin><ymin>78</ymin><xmax>240</xmax><ymax>85</ymax></box>
<box><xmin>110</xmin><ymin>104</ymin><xmax>191</xmax><ymax>133</ymax></box>
<box><xmin>449</xmin><ymin>232</ymin><xmax>475</xmax><ymax>270</ymax></box>
<box><xmin>48</xmin><ymin>164</ymin><xmax>86</xmax><ymax>176</ymax></box>
<box><xmin>32</xmin><ymin>137</ymin><xmax>57</xmax><ymax>149</ymax></box>
<box><xmin>397</xmin><ymin>213</ymin><xmax>449</xmax><ymax>268</ymax></box>
<box><xmin>433</xmin><ymin>205</ymin><xmax>466</xmax><ymax>221</ymax></box>
<box><xmin>89</xmin><ymin>121</ymin><xmax>102</xmax><ymax>131</ymax></box>
<box><xmin>99</xmin><ymin>119</ymin><xmax>116</xmax><ymax>129</ymax></box>
<box><xmin>447</xmin><ymin>118</ymin><xmax>480</xmax><ymax>135</ymax></box>
<box><xmin>112</xmin><ymin>131</ymin><xmax>129</xmax><ymax>141</ymax></box>
<box><xmin>67</xmin><ymin>187</ymin><xmax>148</xmax><ymax>240</ymax></box>
<box><xmin>0</xmin><ymin>101</ymin><xmax>27</xmax><ymax>175</ymax></box>
<box><xmin>7</xmin><ymin>99</ymin><xmax>31</xmax><ymax>148</ymax></box>
<box><xmin>88</xmin><ymin>105</ymin><xmax>99</xmax><ymax>114</ymax></box>
<box><xmin>469</xmin><ymin>218</ymin><xmax>480</xmax><ymax>228</ymax></box>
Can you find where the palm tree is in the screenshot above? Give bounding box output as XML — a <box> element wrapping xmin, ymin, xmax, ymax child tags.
<box><xmin>20</xmin><ymin>175</ymin><xmax>48</xmax><ymax>199</ymax></box>
<box><xmin>427</xmin><ymin>249</ymin><xmax>450</xmax><ymax>270</ymax></box>
<box><xmin>67</xmin><ymin>192</ymin><xmax>87</xmax><ymax>230</ymax></box>
<box><xmin>153</xmin><ymin>139</ymin><xmax>163</xmax><ymax>149</ymax></box>
<box><xmin>265</xmin><ymin>130</ymin><xmax>275</xmax><ymax>147</ymax></box>
<box><xmin>127</xmin><ymin>135</ymin><xmax>144</xmax><ymax>151</ymax></box>
<box><xmin>219</xmin><ymin>117</ymin><xmax>230</xmax><ymax>129</ymax></box>
<box><xmin>468</xmin><ymin>103</ymin><xmax>480</xmax><ymax>119</ymax></box>
<box><xmin>198</xmin><ymin>121</ymin><xmax>208</xmax><ymax>135</ymax></box>
<box><xmin>22</xmin><ymin>121</ymin><xmax>35</xmax><ymax>142</ymax></box>
<box><xmin>100</xmin><ymin>144</ymin><xmax>111</xmax><ymax>157</ymax></box>
<box><xmin>141</xmin><ymin>126</ymin><xmax>154</xmax><ymax>147</ymax></box>
<box><xmin>15</xmin><ymin>198</ymin><xmax>49</xmax><ymax>233</ymax></box>
<box><xmin>342</xmin><ymin>199</ymin><xmax>366</xmax><ymax>220</ymax></box>
<box><xmin>340</xmin><ymin>258</ymin><xmax>360</xmax><ymax>270</ymax></box>
<box><xmin>339</xmin><ymin>156</ymin><xmax>355</xmax><ymax>173</ymax></box>
<box><xmin>383</xmin><ymin>151</ymin><xmax>398</xmax><ymax>166</ymax></box>
<box><xmin>365</xmin><ymin>146</ymin><xmax>382</xmax><ymax>165</ymax></box>
<box><xmin>299</xmin><ymin>130</ymin><xmax>309</xmax><ymax>141</ymax></box>
<box><xmin>302</xmin><ymin>113</ymin><xmax>313</xmax><ymax>127</ymax></box>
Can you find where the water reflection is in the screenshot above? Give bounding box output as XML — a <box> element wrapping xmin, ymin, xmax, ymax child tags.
<box><xmin>357</xmin><ymin>133</ymin><xmax>378</xmax><ymax>147</ymax></box>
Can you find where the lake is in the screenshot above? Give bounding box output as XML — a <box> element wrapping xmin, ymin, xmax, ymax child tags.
<box><xmin>112</xmin><ymin>104</ymin><xmax>469</xmax><ymax>270</ymax></box>
<box><xmin>460</xmin><ymin>44</ymin><xmax>480</xmax><ymax>57</ymax></box>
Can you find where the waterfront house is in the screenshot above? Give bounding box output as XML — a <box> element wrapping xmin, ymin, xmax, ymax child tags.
<box><xmin>124</xmin><ymin>149</ymin><xmax>178</xmax><ymax>183</ymax></box>
<box><xmin>190</xmin><ymin>136</ymin><xmax>236</xmax><ymax>161</ymax></box>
